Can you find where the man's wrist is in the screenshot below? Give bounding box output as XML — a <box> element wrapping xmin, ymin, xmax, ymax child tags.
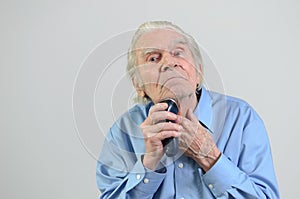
<box><xmin>142</xmin><ymin>154</ymin><xmax>161</xmax><ymax>171</ymax></box>
<box><xmin>195</xmin><ymin>146</ymin><xmax>221</xmax><ymax>172</ymax></box>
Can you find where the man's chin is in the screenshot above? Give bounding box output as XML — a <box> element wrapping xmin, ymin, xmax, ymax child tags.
<box><xmin>150</xmin><ymin>85</ymin><xmax>195</xmax><ymax>103</ymax></box>
<box><xmin>169</xmin><ymin>87</ymin><xmax>195</xmax><ymax>99</ymax></box>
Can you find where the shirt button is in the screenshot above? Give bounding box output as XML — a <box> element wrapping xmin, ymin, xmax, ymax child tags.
<box><xmin>208</xmin><ymin>184</ymin><xmax>214</xmax><ymax>189</ymax></box>
<box><xmin>143</xmin><ymin>178</ymin><xmax>149</xmax><ymax>184</ymax></box>
<box><xmin>178</xmin><ymin>162</ymin><xmax>184</xmax><ymax>168</ymax></box>
<box><xmin>136</xmin><ymin>174</ymin><xmax>141</xmax><ymax>180</ymax></box>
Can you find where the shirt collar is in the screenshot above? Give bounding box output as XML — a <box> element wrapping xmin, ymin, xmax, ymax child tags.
<box><xmin>193</xmin><ymin>87</ymin><xmax>213</xmax><ymax>133</ymax></box>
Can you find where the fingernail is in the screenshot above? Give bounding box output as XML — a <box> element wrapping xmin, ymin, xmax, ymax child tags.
<box><xmin>162</xmin><ymin>103</ymin><xmax>168</xmax><ymax>108</ymax></box>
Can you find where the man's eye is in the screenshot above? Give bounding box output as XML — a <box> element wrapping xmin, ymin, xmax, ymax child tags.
<box><xmin>147</xmin><ymin>55</ymin><xmax>160</xmax><ymax>62</ymax></box>
<box><xmin>149</xmin><ymin>57</ymin><xmax>157</xmax><ymax>62</ymax></box>
<box><xmin>173</xmin><ymin>50</ymin><xmax>184</xmax><ymax>57</ymax></box>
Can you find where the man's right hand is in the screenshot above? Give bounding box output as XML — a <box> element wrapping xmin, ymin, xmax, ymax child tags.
<box><xmin>140</xmin><ymin>102</ymin><xmax>182</xmax><ymax>170</ymax></box>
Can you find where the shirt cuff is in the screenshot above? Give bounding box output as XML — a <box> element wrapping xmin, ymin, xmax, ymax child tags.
<box><xmin>125</xmin><ymin>156</ymin><xmax>166</xmax><ymax>196</ymax></box>
<box><xmin>200</xmin><ymin>153</ymin><xmax>238</xmax><ymax>197</ymax></box>
<box><xmin>133</xmin><ymin>167</ymin><xmax>166</xmax><ymax>194</ymax></box>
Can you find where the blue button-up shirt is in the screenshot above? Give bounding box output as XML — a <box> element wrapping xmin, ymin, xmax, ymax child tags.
<box><xmin>96</xmin><ymin>87</ymin><xmax>280</xmax><ymax>198</ymax></box>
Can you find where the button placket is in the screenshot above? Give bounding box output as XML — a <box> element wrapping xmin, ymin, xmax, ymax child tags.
<box><xmin>143</xmin><ymin>178</ymin><xmax>149</xmax><ymax>184</ymax></box>
<box><xmin>178</xmin><ymin>162</ymin><xmax>184</xmax><ymax>168</ymax></box>
<box><xmin>208</xmin><ymin>184</ymin><xmax>214</xmax><ymax>189</ymax></box>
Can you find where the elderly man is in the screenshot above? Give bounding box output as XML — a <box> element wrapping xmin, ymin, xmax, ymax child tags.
<box><xmin>96</xmin><ymin>21</ymin><xmax>280</xmax><ymax>198</ymax></box>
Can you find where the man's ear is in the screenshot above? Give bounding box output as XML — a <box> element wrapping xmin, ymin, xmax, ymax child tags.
<box><xmin>196</xmin><ymin>63</ymin><xmax>203</xmax><ymax>83</ymax></box>
<box><xmin>131</xmin><ymin>76</ymin><xmax>145</xmax><ymax>97</ymax></box>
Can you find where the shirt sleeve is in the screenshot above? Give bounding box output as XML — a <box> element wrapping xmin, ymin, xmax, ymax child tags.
<box><xmin>201</xmin><ymin>118</ymin><xmax>280</xmax><ymax>198</ymax></box>
<box><xmin>97</xmin><ymin>151</ymin><xmax>166</xmax><ymax>199</ymax></box>
<box><xmin>127</xmin><ymin>167</ymin><xmax>166</xmax><ymax>198</ymax></box>
<box><xmin>96</xmin><ymin>126</ymin><xmax>166</xmax><ymax>199</ymax></box>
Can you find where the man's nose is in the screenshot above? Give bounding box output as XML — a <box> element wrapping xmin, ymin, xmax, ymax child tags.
<box><xmin>160</xmin><ymin>53</ymin><xmax>177</xmax><ymax>72</ymax></box>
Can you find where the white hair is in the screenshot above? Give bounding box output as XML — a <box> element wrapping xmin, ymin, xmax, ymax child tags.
<box><xmin>127</xmin><ymin>21</ymin><xmax>203</xmax><ymax>103</ymax></box>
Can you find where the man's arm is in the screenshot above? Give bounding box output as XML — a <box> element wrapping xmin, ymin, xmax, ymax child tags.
<box><xmin>200</xmin><ymin>119</ymin><xmax>280</xmax><ymax>198</ymax></box>
<box><xmin>96</xmin><ymin>128</ymin><xmax>166</xmax><ymax>199</ymax></box>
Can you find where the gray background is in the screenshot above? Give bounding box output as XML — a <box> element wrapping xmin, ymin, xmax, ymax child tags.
<box><xmin>1</xmin><ymin>0</ymin><xmax>299</xmax><ymax>198</ymax></box>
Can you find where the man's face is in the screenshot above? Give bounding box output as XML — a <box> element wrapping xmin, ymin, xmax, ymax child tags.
<box><xmin>133</xmin><ymin>28</ymin><xmax>201</xmax><ymax>104</ymax></box>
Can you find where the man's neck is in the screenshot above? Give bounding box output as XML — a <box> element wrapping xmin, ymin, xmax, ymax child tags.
<box><xmin>177</xmin><ymin>92</ymin><xmax>198</xmax><ymax>117</ymax></box>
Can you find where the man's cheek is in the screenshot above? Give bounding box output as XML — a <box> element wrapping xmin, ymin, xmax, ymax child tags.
<box><xmin>143</xmin><ymin>73</ymin><xmax>159</xmax><ymax>84</ymax></box>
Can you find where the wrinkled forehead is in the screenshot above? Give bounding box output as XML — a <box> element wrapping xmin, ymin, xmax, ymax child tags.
<box><xmin>134</xmin><ymin>28</ymin><xmax>188</xmax><ymax>52</ymax></box>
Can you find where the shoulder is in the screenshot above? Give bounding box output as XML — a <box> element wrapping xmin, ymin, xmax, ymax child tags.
<box><xmin>208</xmin><ymin>90</ymin><xmax>263</xmax><ymax>124</ymax></box>
<box><xmin>207</xmin><ymin>90</ymin><xmax>270</xmax><ymax>152</ymax></box>
<box><xmin>118</xmin><ymin>103</ymin><xmax>149</xmax><ymax>124</ymax></box>
<box><xmin>209</xmin><ymin>90</ymin><xmax>250</xmax><ymax>108</ymax></box>
<box><xmin>110</xmin><ymin>103</ymin><xmax>150</xmax><ymax>135</ymax></box>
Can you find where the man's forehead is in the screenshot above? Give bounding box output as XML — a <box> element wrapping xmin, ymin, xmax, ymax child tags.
<box><xmin>135</xmin><ymin>29</ymin><xmax>187</xmax><ymax>48</ymax></box>
<box><xmin>171</xmin><ymin>38</ymin><xmax>188</xmax><ymax>46</ymax></box>
<box><xmin>138</xmin><ymin>40</ymin><xmax>187</xmax><ymax>55</ymax></box>
<box><xmin>135</xmin><ymin>38</ymin><xmax>188</xmax><ymax>54</ymax></box>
